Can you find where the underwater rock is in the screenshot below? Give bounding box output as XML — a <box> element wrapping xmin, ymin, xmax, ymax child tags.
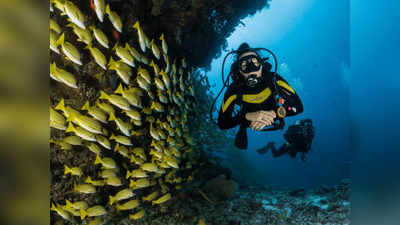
<box><xmin>289</xmin><ymin>188</ymin><xmax>305</xmax><ymax>197</ymax></box>
<box><xmin>202</xmin><ymin>174</ymin><xmax>237</xmax><ymax>201</ymax></box>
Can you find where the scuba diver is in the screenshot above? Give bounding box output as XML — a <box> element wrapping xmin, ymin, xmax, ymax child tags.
<box><xmin>256</xmin><ymin>119</ymin><xmax>315</xmax><ymax>161</ymax></box>
<box><xmin>213</xmin><ymin>43</ymin><xmax>303</xmax><ymax>149</ymax></box>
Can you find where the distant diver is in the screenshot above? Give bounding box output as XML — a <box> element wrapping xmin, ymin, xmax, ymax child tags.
<box><xmin>256</xmin><ymin>119</ymin><xmax>315</xmax><ymax>161</ymax></box>
<box><xmin>211</xmin><ymin>43</ymin><xmax>303</xmax><ymax>149</ymax></box>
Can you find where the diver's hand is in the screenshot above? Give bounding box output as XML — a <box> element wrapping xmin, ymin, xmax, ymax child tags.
<box><xmin>250</xmin><ymin>121</ymin><xmax>268</xmax><ymax>131</ymax></box>
<box><xmin>245</xmin><ymin>110</ymin><xmax>276</xmax><ymax>125</ymax></box>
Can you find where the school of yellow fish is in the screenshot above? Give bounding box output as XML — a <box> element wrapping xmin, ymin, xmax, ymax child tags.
<box><xmin>50</xmin><ymin>0</ymin><xmax>201</xmax><ymax>224</ymax></box>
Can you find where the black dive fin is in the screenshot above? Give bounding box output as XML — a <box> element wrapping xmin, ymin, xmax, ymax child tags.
<box><xmin>234</xmin><ymin>124</ymin><xmax>248</xmax><ymax>149</ymax></box>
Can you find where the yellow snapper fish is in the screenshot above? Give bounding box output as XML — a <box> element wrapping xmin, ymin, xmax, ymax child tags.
<box><xmin>130</xmin><ymin>155</ymin><xmax>144</xmax><ymax>165</ymax></box>
<box><xmin>171</xmin><ymin>60</ymin><xmax>177</xmax><ymax>76</ymax></box>
<box><xmin>85</xmin><ymin>176</ymin><xmax>105</xmax><ymax>186</ymax></box>
<box><xmin>137</xmin><ymin>66</ymin><xmax>151</xmax><ymax>84</ymax></box>
<box><xmin>150</xmin><ymin>39</ymin><xmax>161</xmax><ymax>60</ymax></box>
<box><xmin>74</xmin><ymin>183</ymin><xmax>96</xmax><ymax>194</ymax></box>
<box><xmin>50</xmin><ymin>139</ymin><xmax>72</xmax><ymax>151</ymax></box>
<box><xmin>88</xmin><ymin>217</ymin><xmax>103</xmax><ymax>225</ymax></box>
<box><xmin>66</xmin><ymin>110</ymin><xmax>104</xmax><ymax>135</ymax></box>
<box><xmin>198</xmin><ymin>218</ymin><xmax>206</xmax><ymax>225</ymax></box>
<box><xmin>114</xmin><ymin>143</ymin><xmax>130</xmax><ymax>158</ymax></box>
<box><xmin>93</xmin><ymin>0</ymin><xmax>106</xmax><ymax>22</ymax></box>
<box><xmin>51</xmin><ymin>0</ymin><xmax>66</xmax><ymax>13</ymax></box>
<box><xmin>132</xmin><ymin>147</ymin><xmax>146</xmax><ymax>160</ymax></box>
<box><xmin>172</xmin><ymin>93</ymin><xmax>181</xmax><ymax>105</ymax></box>
<box><xmin>116</xmin><ymin>199</ymin><xmax>140</xmax><ymax>211</ymax></box>
<box><xmin>159</xmin><ymin>70</ymin><xmax>171</xmax><ymax>90</ymax></box>
<box><xmin>65</xmin><ymin>200</ymin><xmax>88</xmax><ymax>211</ymax></box>
<box><xmin>62</xmin><ymin>135</ymin><xmax>82</xmax><ymax>146</ymax></box>
<box><xmin>98</xmin><ymin>169</ymin><xmax>117</xmax><ymax>178</ymax></box>
<box><xmin>147</xmin><ymin>89</ymin><xmax>155</xmax><ymax>100</ymax></box>
<box><xmin>80</xmin><ymin>205</ymin><xmax>106</xmax><ymax>220</ymax></box>
<box><xmin>129</xmin><ymin>178</ymin><xmax>150</xmax><ymax>189</ymax></box>
<box><xmin>154</xmin><ymin>77</ymin><xmax>165</xmax><ymax>91</ymax></box>
<box><xmin>132</xmin><ymin>21</ymin><xmax>146</xmax><ymax>52</ymax></box>
<box><xmin>105</xmin><ymin>175</ymin><xmax>122</xmax><ymax>186</ymax></box>
<box><xmin>66</xmin><ymin>23</ymin><xmax>92</xmax><ymax>44</ymax></box>
<box><xmin>179</xmin><ymin>76</ymin><xmax>185</xmax><ymax>92</ymax></box>
<box><xmin>163</xmin><ymin>53</ymin><xmax>171</xmax><ymax>74</ymax></box>
<box><xmin>51</xmin><ymin>203</ymin><xmax>71</xmax><ymax>221</ymax></box>
<box><xmin>110</xmin><ymin>133</ymin><xmax>132</xmax><ymax>146</ymax></box>
<box><xmin>114</xmin><ymin>84</ymin><xmax>142</xmax><ymax>108</ymax></box>
<box><xmin>181</xmin><ymin>57</ymin><xmax>187</xmax><ymax>68</ymax></box>
<box><xmin>94</xmin><ymin>154</ymin><xmax>117</xmax><ymax>169</ymax></box>
<box><xmin>131</xmin><ymin>119</ymin><xmax>142</xmax><ymax>127</ymax></box>
<box><xmin>157</xmin><ymin>129</ymin><xmax>166</xmax><ymax>140</ymax></box>
<box><xmin>149</xmin><ymin>60</ymin><xmax>160</xmax><ymax>76</ymax></box>
<box><xmin>140</xmin><ymin>54</ymin><xmax>149</xmax><ymax>65</ymax></box>
<box><xmin>95</xmin><ymin>100</ymin><xmax>115</xmax><ymax>115</ymax></box>
<box><xmin>50</xmin><ymin>19</ymin><xmax>62</xmax><ymax>33</ymax></box>
<box><xmin>95</xmin><ymin>135</ymin><xmax>111</xmax><ymax>150</ymax></box>
<box><xmin>66</xmin><ymin>122</ymin><xmax>96</xmax><ymax>141</ymax></box>
<box><xmin>136</xmin><ymin>76</ymin><xmax>150</xmax><ymax>92</ymax></box>
<box><xmin>149</xmin><ymin>123</ymin><xmax>161</xmax><ymax>140</ymax></box>
<box><xmin>109</xmin><ymin>112</ymin><xmax>132</xmax><ymax>136</ymax></box>
<box><xmin>105</xmin><ymin>4</ymin><xmax>122</xmax><ymax>32</ymax></box>
<box><xmin>159</xmin><ymin>33</ymin><xmax>168</xmax><ymax>54</ymax></box>
<box><xmin>64</xmin><ymin>165</ymin><xmax>83</xmax><ymax>176</ymax></box>
<box><xmin>150</xmin><ymin>101</ymin><xmax>164</xmax><ymax>112</ymax></box>
<box><xmin>164</xmin><ymin>156</ymin><xmax>179</xmax><ymax>169</ymax></box>
<box><xmin>113</xmin><ymin>43</ymin><xmax>135</xmax><ymax>67</ymax></box>
<box><xmin>152</xmin><ymin>193</ymin><xmax>171</xmax><ymax>205</ymax></box>
<box><xmin>149</xmin><ymin>149</ymin><xmax>163</xmax><ymax>160</ymax></box>
<box><xmin>108</xmin><ymin>57</ymin><xmax>132</xmax><ymax>85</ymax></box>
<box><xmin>85</xmin><ymin>43</ymin><xmax>107</xmax><ymax>70</ymax></box>
<box><xmin>50</xmin><ymin>30</ymin><xmax>60</xmax><ymax>54</ymax></box>
<box><xmin>142</xmin><ymin>190</ymin><xmax>159</xmax><ymax>202</ymax></box>
<box><xmin>50</xmin><ymin>62</ymin><xmax>78</xmax><ymax>88</ymax></box>
<box><xmin>126</xmin><ymin>169</ymin><xmax>148</xmax><ymax>179</ymax></box>
<box><xmin>140</xmin><ymin>162</ymin><xmax>159</xmax><ymax>172</ymax></box>
<box><xmin>129</xmin><ymin>209</ymin><xmax>145</xmax><ymax>220</ymax></box>
<box><xmin>125</xmin><ymin>43</ymin><xmax>142</xmax><ymax>62</ymax></box>
<box><xmin>188</xmin><ymin>86</ymin><xmax>195</xmax><ymax>96</ymax></box>
<box><xmin>50</xmin><ymin>106</ymin><xmax>66</xmax><ymax>130</ymax></box>
<box><xmin>81</xmin><ymin>101</ymin><xmax>107</xmax><ymax>123</ymax></box>
<box><xmin>150</xmin><ymin>140</ymin><xmax>163</xmax><ymax>152</ymax></box>
<box><xmin>99</xmin><ymin>91</ymin><xmax>131</xmax><ymax>111</ymax></box>
<box><xmin>85</xmin><ymin>142</ymin><xmax>101</xmax><ymax>154</ymax></box>
<box><xmin>55</xmin><ymin>33</ymin><xmax>82</xmax><ymax>65</ymax></box>
<box><xmin>123</xmin><ymin>109</ymin><xmax>141</xmax><ymax>121</ymax></box>
<box><xmin>63</xmin><ymin>0</ymin><xmax>86</xmax><ymax>29</ymax></box>
<box><xmin>62</xmin><ymin>205</ymin><xmax>81</xmax><ymax>217</ymax></box>
<box><xmin>109</xmin><ymin>188</ymin><xmax>134</xmax><ymax>205</ymax></box>
<box><xmin>89</xmin><ymin>26</ymin><xmax>109</xmax><ymax>48</ymax></box>
<box><xmin>178</xmin><ymin>66</ymin><xmax>184</xmax><ymax>76</ymax></box>
<box><xmin>157</xmin><ymin>90</ymin><xmax>169</xmax><ymax>104</ymax></box>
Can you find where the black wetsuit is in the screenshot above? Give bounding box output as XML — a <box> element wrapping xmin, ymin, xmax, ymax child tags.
<box><xmin>217</xmin><ymin>67</ymin><xmax>303</xmax><ymax>149</ymax></box>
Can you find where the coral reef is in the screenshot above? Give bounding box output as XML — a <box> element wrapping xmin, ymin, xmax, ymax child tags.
<box><xmin>109</xmin><ymin>178</ymin><xmax>350</xmax><ymax>225</ymax></box>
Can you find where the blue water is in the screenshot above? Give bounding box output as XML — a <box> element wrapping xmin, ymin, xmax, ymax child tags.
<box><xmin>206</xmin><ymin>0</ymin><xmax>351</xmax><ymax>189</ymax></box>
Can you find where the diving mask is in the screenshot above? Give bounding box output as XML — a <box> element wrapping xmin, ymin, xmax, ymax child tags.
<box><xmin>238</xmin><ymin>55</ymin><xmax>263</xmax><ymax>87</ymax></box>
<box><xmin>238</xmin><ymin>55</ymin><xmax>261</xmax><ymax>73</ymax></box>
